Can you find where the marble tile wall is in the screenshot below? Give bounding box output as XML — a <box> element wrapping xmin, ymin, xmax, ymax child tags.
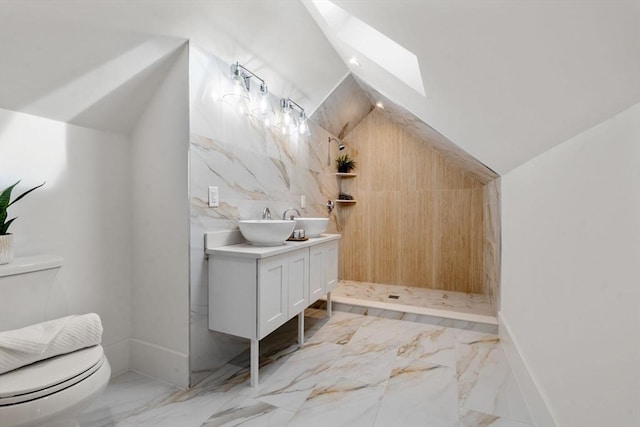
<box><xmin>188</xmin><ymin>45</ymin><xmax>342</xmax><ymax>386</ymax></box>
<box><xmin>483</xmin><ymin>179</ymin><xmax>501</xmax><ymax>312</ymax></box>
<box><xmin>309</xmin><ymin>74</ymin><xmax>373</xmax><ymax>138</ymax></box>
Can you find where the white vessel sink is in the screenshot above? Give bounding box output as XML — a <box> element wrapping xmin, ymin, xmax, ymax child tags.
<box><xmin>295</xmin><ymin>218</ymin><xmax>329</xmax><ymax>238</ymax></box>
<box><xmin>238</xmin><ymin>220</ymin><xmax>296</xmax><ymax>246</ymax></box>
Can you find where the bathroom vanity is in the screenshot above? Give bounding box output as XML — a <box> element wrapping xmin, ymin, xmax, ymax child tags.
<box><xmin>205</xmin><ymin>233</ymin><xmax>340</xmax><ymax>386</ymax></box>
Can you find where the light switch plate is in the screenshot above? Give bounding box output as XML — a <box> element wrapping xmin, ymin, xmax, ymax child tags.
<box><xmin>300</xmin><ymin>195</ymin><xmax>306</xmax><ymax>208</ymax></box>
<box><xmin>208</xmin><ymin>186</ymin><xmax>219</xmax><ymax>207</ymax></box>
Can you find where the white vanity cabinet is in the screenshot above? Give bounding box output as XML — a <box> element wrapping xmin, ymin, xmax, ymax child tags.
<box><xmin>206</xmin><ymin>234</ymin><xmax>340</xmax><ymax>386</ymax></box>
<box><xmin>309</xmin><ymin>240</ymin><xmax>339</xmax><ymax>306</ymax></box>
<box><xmin>258</xmin><ymin>249</ymin><xmax>309</xmax><ymax>338</ymax></box>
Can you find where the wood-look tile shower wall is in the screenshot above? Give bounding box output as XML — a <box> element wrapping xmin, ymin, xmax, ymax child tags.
<box><xmin>337</xmin><ymin>109</ymin><xmax>485</xmax><ymax>294</ymax></box>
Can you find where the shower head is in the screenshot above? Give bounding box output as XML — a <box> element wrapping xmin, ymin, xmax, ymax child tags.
<box><xmin>329</xmin><ymin>137</ymin><xmax>345</xmax><ymax>150</ymax></box>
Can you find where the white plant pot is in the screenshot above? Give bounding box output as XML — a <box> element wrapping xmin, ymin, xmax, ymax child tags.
<box><xmin>0</xmin><ymin>234</ymin><xmax>14</xmax><ymax>265</ymax></box>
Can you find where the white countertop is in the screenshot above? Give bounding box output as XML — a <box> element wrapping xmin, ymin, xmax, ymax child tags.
<box><xmin>206</xmin><ymin>234</ymin><xmax>341</xmax><ymax>259</ymax></box>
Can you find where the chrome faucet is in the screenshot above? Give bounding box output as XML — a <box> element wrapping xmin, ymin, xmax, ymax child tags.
<box><xmin>262</xmin><ymin>207</ymin><xmax>271</xmax><ymax>220</ymax></box>
<box><xmin>326</xmin><ymin>200</ymin><xmax>335</xmax><ymax>214</ymax></box>
<box><xmin>282</xmin><ymin>208</ymin><xmax>301</xmax><ymax>220</ymax></box>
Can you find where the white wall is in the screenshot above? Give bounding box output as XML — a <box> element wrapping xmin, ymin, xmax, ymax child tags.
<box><xmin>130</xmin><ymin>43</ymin><xmax>191</xmax><ymax>389</ymax></box>
<box><xmin>0</xmin><ymin>108</ymin><xmax>133</xmax><ymax>376</ymax></box>
<box><xmin>501</xmin><ymin>103</ymin><xmax>640</xmax><ymax>426</ymax></box>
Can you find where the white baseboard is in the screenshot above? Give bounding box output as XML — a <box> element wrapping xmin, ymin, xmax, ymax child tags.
<box><xmin>499</xmin><ymin>313</ymin><xmax>557</xmax><ymax>427</ymax></box>
<box><xmin>130</xmin><ymin>339</ymin><xmax>189</xmax><ymax>389</ymax></box>
<box><xmin>103</xmin><ymin>339</ymin><xmax>130</xmax><ymax>378</ymax></box>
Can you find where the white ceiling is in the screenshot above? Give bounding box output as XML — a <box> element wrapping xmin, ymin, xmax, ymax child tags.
<box><xmin>0</xmin><ymin>0</ymin><xmax>347</xmax><ymax>134</ymax></box>
<box><xmin>303</xmin><ymin>0</ymin><xmax>640</xmax><ymax>174</ymax></box>
<box><xmin>1</xmin><ymin>0</ymin><xmax>638</xmax><ymax>173</ymax></box>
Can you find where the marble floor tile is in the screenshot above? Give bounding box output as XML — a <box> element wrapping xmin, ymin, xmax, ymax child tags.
<box><xmin>124</xmin><ymin>390</ymin><xmax>233</xmax><ymax>427</ymax></box>
<box><xmin>373</xmin><ymin>358</ymin><xmax>458</xmax><ymax>427</ymax></box>
<box><xmin>79</xmin><ymin>371</ymin><xmax>179</xmax><ymax>427</ymax></box>
<box><xmin>459</xmin><ymin>409</ymin><xmax>535</xmax><ymax>427</ymax></box>
<box><xmin>201</xmin><ymin>395</ymin><xmax>295</xmax><ymax>427</ymax></box>
<box><xmin>394</xmin><ymin>323</ymin><xmax>458</xmax><ymax>367</ymax></box>
<box><xmin>287</xmin><ymin>376</ymin><xmax>387</xmax><ymax>427</ymax></box>
<box><xmin>345</xmin><ymin>316</ymin><xmax>459</xmax><ymax>367</ymax></box>
<box><xmin>81</xmin><ymin>309</ymin><xmax>533</xmax><ymax>427</ymax></box>
<box><xmin>456</xmin><ymin>339</ymin><xmax>533</xmax><ymax>424</ymax></box>
<box><xmin>305</xmin><ymin>310</ymin><xmax>367</xmax><ymax>345</ymax></box>
<box><xmin>245</xmin><ymin>341</ymin><xmax>344</xmax><ymax>412</ymax></box>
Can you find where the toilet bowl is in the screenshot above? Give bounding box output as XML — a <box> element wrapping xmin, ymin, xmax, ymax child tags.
<box><xmin>0</xmin><ymin>255</ymin><xmax>111</xmax><ymax>427</ymax></box>
<box><xmin>0</xmin><ymin>345</ymin><xmax>111</xmax><ymax>427</ymax></box>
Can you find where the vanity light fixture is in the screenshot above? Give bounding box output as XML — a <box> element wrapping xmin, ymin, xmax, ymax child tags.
<box><xmin>277</xmin><ymin>99</ymin><xmax>297</xmax><ymax>135</ymax></box>
<box><xmin>298</xmin><ymin>111</ymin><xmax>310</xmax><ymax>136</ymax></box>
<box><xmin>223</xmin><ymin>61</ymin><xmax>309</xmax><ymax>135</ymax></box>
<box><xmin>277</xmin><ymin>98</ymin><xmax>310</xmax><ymax>136</ymax></box>
<box><xmin>223</xmin><ymin>62</ymin><xmax>274</xmax><ymax>124</ymax></box>
<box><xmin>223</xmin><ymin>62</ymin><xmax>251</xmax><ymax>109</ymax></box>
<box><xmin>252</xmin><ymin>82</ymin><xmax>275</xmax><ymax>126</ymax></box>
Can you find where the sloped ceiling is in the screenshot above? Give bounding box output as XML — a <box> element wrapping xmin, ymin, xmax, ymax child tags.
<box><xmin>1</xmin><ymin>1</ymin><xmax>638</xmax><ymax>173</ymax></box>
<box><xmin>303</xmin><ymin>0</ymin><xmax>640</xmax><ymax>174</ymax></box>
<box><xmin>0</xmin><ymin>0</ymin><xmax>347</xmax><ymax>134</ymax></box>
<box><xmin>310</xmin><ymin>73</ymin><xmax>374</xmax><ymax>138</ymax></box>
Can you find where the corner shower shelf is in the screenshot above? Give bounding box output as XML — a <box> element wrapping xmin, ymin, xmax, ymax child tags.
<box><xmin>335</xmin><ymin>172</ymin><xmax>357</xmax><ymax>205</ymax></box>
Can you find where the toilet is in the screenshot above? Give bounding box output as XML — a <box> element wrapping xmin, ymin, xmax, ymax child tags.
<box><xmin>0</xmin><ymin>255</ymin><xmax>111</xmax><ymax>427</ymax></box>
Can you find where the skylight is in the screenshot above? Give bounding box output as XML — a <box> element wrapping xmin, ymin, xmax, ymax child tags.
<box><xmin>311</xmin><ymin>0</ymin><xmax>426</xmax><ymax>96</ymax></box>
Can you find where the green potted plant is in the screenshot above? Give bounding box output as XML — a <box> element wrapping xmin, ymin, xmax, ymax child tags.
<box><xmin>1</xmin><ymin>180</ymin><xmax>45</xmax><ymax>265</ymax></box>
<box><xmin>336</xmin><ymin>154</ymin><xmax>357</xmax><ymax>173</ymax></box>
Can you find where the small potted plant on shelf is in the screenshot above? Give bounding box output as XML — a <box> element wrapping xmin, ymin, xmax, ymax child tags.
<box><xmin>336</xmin><ymin>154</ymin><xmax>357</xmax><ymax>173</ymax></box>
<box><xmin>1</xmin><ymin>180</ymin><xmax>45</xmax><ymax>265</ymax></box>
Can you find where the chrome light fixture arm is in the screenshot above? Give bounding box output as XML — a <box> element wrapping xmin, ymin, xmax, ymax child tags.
<box><xmin>230</xmin><ymin>62</ymin><xmax>268</xmax><ymax>94</ymax></box>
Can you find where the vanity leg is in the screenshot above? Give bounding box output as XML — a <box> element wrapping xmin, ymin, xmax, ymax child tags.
<box><xmin>250</xmin><ymin>338</ymin><xmax>259</xmax><ymax>387</ymax></box>
<box><xmin>298</xmin><ymin>312</ymin><xmax>304</xmax><ymax>347</ymax></box>
<box><xmin>327</xmin><ymin>292</ymin><xmax>332</xmax><ymax>318</ymax></box>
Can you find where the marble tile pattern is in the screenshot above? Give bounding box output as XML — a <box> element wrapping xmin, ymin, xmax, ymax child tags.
<box><xmin>353</xmin><ymin>75</ymin><xmax>498</xmax><ymax>184</ymax></box>
<box><xmin>79</xmin><ymin>308</ymin><xmax>533</xmax><ymax>427</ymax></box>
<box><xmin>188</xmin><ymin>45</ymin><xmax>344</xmax><ymax>385</ymax></box>
<box><xmin>309</xmin><ymin>73</ymin><xmax>374</xmax><ymax>139</ymax></box>
<box><xmin>187</xmin><ymin>45</ymin><xmax>502</xmax><ymax>387</ymax></box>
<box><xmin>333</xmin><ymin>279</ymin><xmax>496</xmax><ymax>319</ymax></box>
<box><xmin>483</xmin><ymin>178</ymin><xmax>501</xmax><ymax>313</ymax></box>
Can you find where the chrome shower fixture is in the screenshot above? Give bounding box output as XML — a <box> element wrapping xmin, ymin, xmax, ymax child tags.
<box><xmin>328</xmin><ymin>136</ymin><xmax>345</xmax><ymax>150</ymax></box>
<box><xmin>327</xmin><ymin>137</ymin><xmax>345</xmax><ymax>166</ymax></box>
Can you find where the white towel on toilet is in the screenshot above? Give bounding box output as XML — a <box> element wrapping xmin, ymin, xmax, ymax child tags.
<box><xmin>0</xmin><ymin>313</ymin><xmax>103</xmax><ymax>374</ymax></box>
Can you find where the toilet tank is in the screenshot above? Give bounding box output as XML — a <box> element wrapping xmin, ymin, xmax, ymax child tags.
<box><xmin>0</xmin><ymin>255</ymin><xmax>64</xmax><ymax>332</ymax></box>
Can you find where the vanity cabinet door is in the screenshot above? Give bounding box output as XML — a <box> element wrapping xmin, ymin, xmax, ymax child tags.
<box><xmin>309</xmin><ymin>241</ymin><xmax>339</xmax><ymax>304</ymax></box>
<box><xmin>258</xmin><ymin>253</ymin><xmax>288</xmax><ymax>338</ymax></box>
<box><xmin>288</xmin><ymin>248</ymin><xmax>309</xmax><ymax>319</ymax></box>
<box><xmin>309</xmin><ymin>246</ymin><xmax>325</xmax><ymax>304</ymax></box>
<box><xmin>324</xmin><ymin>241</ymin><xmax>339</xmax><ymax>293</ymax></box>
